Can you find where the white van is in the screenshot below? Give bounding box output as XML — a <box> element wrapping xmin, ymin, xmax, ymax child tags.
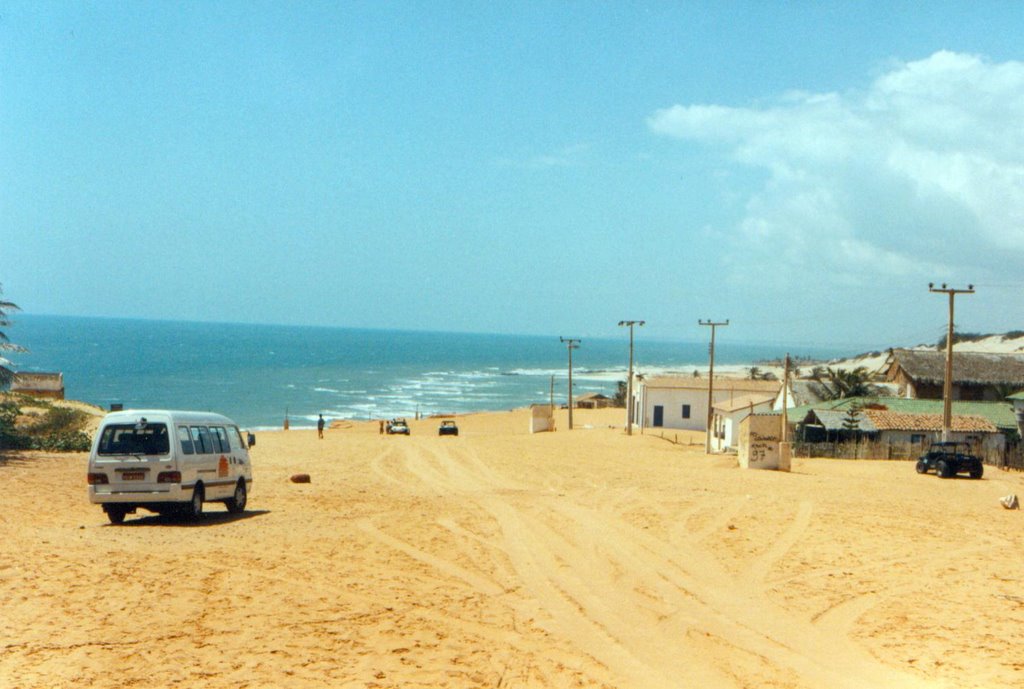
<box><xmin>87</xmin><ymin>409</ymin><xmax>254</xmax><ymax>524</ymax></box>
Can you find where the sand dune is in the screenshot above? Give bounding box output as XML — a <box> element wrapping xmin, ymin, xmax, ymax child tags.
<box><xmin>2</xmin><ymin>407</ymin><xmax>1023</xmax><ymax>688</ymax></box>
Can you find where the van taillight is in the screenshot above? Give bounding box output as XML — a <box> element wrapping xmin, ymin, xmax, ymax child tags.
<box><xmin>87</xmin><ymin>473</ymin><xmax>108</xmax><ymax>485</ymax></box>
<box><xmin>157</xmin><ymin>471</ymin><xmax>181</xmax><ymax>483</ymax></box>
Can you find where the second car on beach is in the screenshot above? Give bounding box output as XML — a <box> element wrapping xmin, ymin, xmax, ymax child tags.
<box><xmin>386</xmin><ymin>418</ymin><xmax>410</xmax><ymax>435</ymax></box>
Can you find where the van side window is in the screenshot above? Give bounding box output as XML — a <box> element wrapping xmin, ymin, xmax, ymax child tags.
<box><xmin>178</xmin><ymin>426</ymin><xmax>194</xmax><ymax>455</ymax></box>
<box><xmin>197</xmin><ymin>426</ymin><xmax>214</xmax><ymax>454</ymax></box>
<box><xmin>189</xmin><ymin>427</ymin><xmax>204</xmax><ymax>454</ymax></box>
<box><xmin>211</xmin><ymin>426</ymin><xmax>229</xmax><ymax>453</ymax></box>
<box><xmin>229</xmin><ymin>426</ymin><xmax>244</xmax><ymax>451</ymax></box>
<box><xmin>190</xmin><ymin>426</ymin><xmax>214</xmax><ymax>454</ymax></box>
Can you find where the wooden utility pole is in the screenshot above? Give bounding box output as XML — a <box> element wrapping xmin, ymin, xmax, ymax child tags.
<box><xmin>699</xmin><ymin>319</ymin><xmax>729</xmax><ymax>454</ymax></box>
<box><xmin>560</xmin><ymin>337</ymin><xmax>581</xmax><ymax>430</ymax></box>
<box><xmin>929</xmin><ymin>283</ymin><xmax>974</xmax><ymax>441</ymax></box>
<box><xmin>618</xmin><ymin>320</ymin><xmax>645</xmax><ymax>435</ymax></box>
<box><xmin>781</xmin><ymin>353</ymin><xmax>791</xmax><ymax>442</ymax></box>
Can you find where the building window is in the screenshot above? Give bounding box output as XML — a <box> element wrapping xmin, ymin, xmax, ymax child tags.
<box><xmin>910</xmin><ymin>434</ymin><xmax>925</xmax><ymax>445</ymax></box>
<box><xmin>682</xmin><ymin>404</ymin><xmax>691</xmax><ymax>419</ymax></box>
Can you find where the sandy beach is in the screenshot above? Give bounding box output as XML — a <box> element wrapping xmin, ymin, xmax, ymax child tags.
<box><xmin>2</xmin><ymin>406</ymin><xmax>1023</xmax><ymax>688</ymax></box>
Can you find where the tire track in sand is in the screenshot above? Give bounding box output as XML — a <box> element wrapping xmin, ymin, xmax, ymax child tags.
<box><xmin>372</xmin><ymin>436</ymin><xmax>940</xmax><ymax>689</ymax></box>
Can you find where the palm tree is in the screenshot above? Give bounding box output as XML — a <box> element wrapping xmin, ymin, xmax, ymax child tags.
<box><xmin>747</xmin><ymin>366</ymin><xmax>778</xmax><ymax>381</ymax></box>
<box><xmin>0</xmin><ymin>285</ymin><xmax>25</xmax><ymax>386</ymax></box>
<box><xmin>811</xmin><ymin>366</ymin><xmax>875</xmax><ymax>400</ymax></box>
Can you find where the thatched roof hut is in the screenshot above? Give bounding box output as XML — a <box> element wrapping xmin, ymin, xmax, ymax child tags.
<box><xmin>886</xmin><ymin>349</ymin><xmax>1024</xmax><ymax>401</ymax></box>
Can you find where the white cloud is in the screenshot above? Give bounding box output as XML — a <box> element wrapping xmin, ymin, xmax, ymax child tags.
<box><xmin>649</xmin><ymin>51</ymin><xmax>1024</xmax><ymax>291</ymax></box>
<box><xmin>495</xmin><ymin>143</ymin><xmax>591</xmax><ymax>169</ymax></box>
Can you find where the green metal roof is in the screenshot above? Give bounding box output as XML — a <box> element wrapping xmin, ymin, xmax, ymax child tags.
<box><xmin>783</xmin><ymin>396</ymin><xmax>1018</xmax><ymax>431</ymax></box>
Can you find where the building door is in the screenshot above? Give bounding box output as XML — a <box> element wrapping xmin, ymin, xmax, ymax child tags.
<box><xmin>653</xmin><ymin>405</ymin><xmax>664</xmax><ymax>427</ymax></box>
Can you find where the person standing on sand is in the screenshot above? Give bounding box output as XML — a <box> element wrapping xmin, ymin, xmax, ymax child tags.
<box><xmin>317</xmin><ymin>414</ymin><xmax>325</xmax><ymax>439</ymax></box>
<box><xmin>379</xmin><ymin>419</ymin><xmax>384</xmax><ymax>435</ymax></box>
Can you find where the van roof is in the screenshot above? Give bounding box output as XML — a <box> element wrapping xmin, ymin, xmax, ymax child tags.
<box><xmin>101</xmin><ymin>409</ymin><xmax>238</xmax><ymax>425</ymax></box>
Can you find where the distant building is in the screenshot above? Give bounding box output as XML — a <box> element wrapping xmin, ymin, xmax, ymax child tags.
<box><xmin>710</xmin><ymin>393</ymin><xmax>776</xmax><ymax>452</ymax></box>
<box><xmin>1009</xmin><ymin>391</ymin><xmax>1024</xmax><ymax>440</ymax></box>
<box><xmin>771</xmin><ymin>379</ymin><xmax>831</xmax><ymax>411</ymax></box>
<box><xmin>785</xmin><ymin>396</ymin><xmax>1018</xmax><ymax>443</ymax></box>
<box><xmin>10</xmin><ymin>372</ymin><xmax>65</xmax><ymax>400</ymax></box>
<box><xmin>574</xmin><ymin>392</ymin><xmax>611</xmax><ymax>409</ymax></box>
<box><xmin>885</xmin><ymin>349</ymin><xmax>1024</xmax><ymax>401</ymax></box>
<box><xmin>865</xmin><ymin>409</ymin><xmax>1003</xmax><ymax>452</ymax></box>
<box><xmin>632</xmin><ymin>375</ymin><xmax>781</xmax><ymax>432</ymax></box>
<box><xmin>792</xmin><ymin>398</ymin><xmax>1010</xmax><ymax>452</ymax></box>
<box><xmin>772</xmin><ymin>379</ymin><xmax>899</xmax><ymax>412</ymax></box>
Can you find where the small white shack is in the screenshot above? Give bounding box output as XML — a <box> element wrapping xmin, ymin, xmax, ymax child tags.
<box><xmin>11</xmin><ymin>372</ymin><xmax>65</xmax><ymax>400</ymax></box>
<box><xmin>711</xmin><ymin>393</ymin><xmax>776</xmax><ymax>453</ymax></box>
<box><xmin>737</xmin><ymin>413</ymin><xmax>790</xmax><ymax>471</ymax></box>
<box><xmin>632</xmin><ymin>375</ymin><xmax>781</xmax><ymax>432</ymax></box>
<box><xmin>530</xmin><ymin>404</ymin><xmax>555</xmax><ymax>433</ymax></box>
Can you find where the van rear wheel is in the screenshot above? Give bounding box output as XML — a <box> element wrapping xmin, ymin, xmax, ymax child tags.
<box><xmin>105</xmin><ymin>505</ymin><xmax>128</xmax><ymax>525</ymax></box>
<box><xmin>226</xmin><ymin>479</ymin><xmax>247</xmax><ymax>514</ymax></box>
<box><xmin>184</xmin><ymin>485</ymin><xmax>204</xmax><ymax>521</ymax></box>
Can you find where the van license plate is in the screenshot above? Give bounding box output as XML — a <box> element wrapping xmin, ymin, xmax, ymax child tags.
<box><xmin>121</xmin><ymin>472</ymin><xmax>145</xmax><ymax>481</ymax></box>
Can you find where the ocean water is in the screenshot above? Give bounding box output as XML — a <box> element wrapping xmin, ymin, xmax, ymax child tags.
<box><xmin>6</xmin><ymin>315</ymin><xmax>847</xmax><ymax>429</ymax></box>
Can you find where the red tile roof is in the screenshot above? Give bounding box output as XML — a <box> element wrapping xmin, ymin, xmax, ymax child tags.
<box><xmin>863</xmin><ymin>409</ymin><xmax>997</xmax><ymax>433</ymax></box>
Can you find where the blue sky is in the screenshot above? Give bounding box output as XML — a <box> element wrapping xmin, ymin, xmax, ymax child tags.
<box><xmin>2</xmin><ymin>2</ymin><xmax>1023</xmax><ymax>350</ymax></box>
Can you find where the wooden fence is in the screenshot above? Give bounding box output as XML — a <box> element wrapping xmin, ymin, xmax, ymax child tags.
<box><xmin>792</xmin><ymin>441</ymin><xmax>1024</xmax><ymax>471</ymax></box>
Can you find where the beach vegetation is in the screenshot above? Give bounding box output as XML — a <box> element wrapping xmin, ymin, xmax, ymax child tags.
<box><xmin>747</xmin><ymin>366</ymin><xmax>778</xmax><ymax>381</ymax></box>
<box><xmin>933</xmin><ymin>331</ymin><xmax>1024</xmax><ymax>350</ymax></box>
<box><xmin>0</xmin><ymin>395</ymin><xmax>92</xmax><ymax>453</ymax></box>
<box><xmin>613</xmin><ymin>381</ymin><xmax>627</xmax><ymax>407</ymax></box>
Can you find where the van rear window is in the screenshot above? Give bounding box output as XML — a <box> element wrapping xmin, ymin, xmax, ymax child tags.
<box><xmin>98</xmin><ymin>424</ymin><xmax>170</xmax><ymax>456</ymax></box>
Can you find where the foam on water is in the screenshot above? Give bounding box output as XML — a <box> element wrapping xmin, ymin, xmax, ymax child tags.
<box><xmin>7</xmin><ymin>315</ymin><xmax>850</xmax><ymax>428</ymax></box>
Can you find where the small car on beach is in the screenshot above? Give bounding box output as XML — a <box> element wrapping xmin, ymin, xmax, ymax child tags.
<box><xmin>915</xmin><ymin>441</ymin><xmax>983</xmax><ymax>479</ymax></box>
<box><xmin>386</xmin><ymin>418</ymin><xmax>410</xmax><ymax>435</ymax></box>
<box><xmin>87</xmin><ymin>409</ymin><xmax>254</xmax><ymax>524</ymax></box>
<box><xmin>438</xmin><ymin>420</ymin><xmax>459</xmax><ymax>436</ymax></box>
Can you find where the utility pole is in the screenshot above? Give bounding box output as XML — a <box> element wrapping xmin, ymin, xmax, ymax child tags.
<box><xmin>618</xmin><ymin>320</ymin><xmax>645</xmax><ymax>435</ymax></box>
<box><xmin>929</xmin><ymin>283</ymin><xmax>974</xmax><ymax>441</ymax></box>
<box><xmin>560</xmin><ymin>337</ymin><xmax>581</xmax><ymax>430</ymax></box>
<box><xmin>781</xmin><ymin>353</ymin><xmax>791</xmax><ymax>442</ymax></box>
<box><xmin>699</xmin><ymin>319</ymin><xmax>729</xmax><ymax>454</ymax></box>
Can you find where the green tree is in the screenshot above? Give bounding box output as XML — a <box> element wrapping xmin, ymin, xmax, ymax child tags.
<box><xmin>811</xmin><ymin>366</ymin><xmax>875</xmax><ymax>400</ymax></box>
<box><xmin>841</xmin><ymin>403</ymin><xmax>863</xmax><ymax>439</ymax></box>
<box><xmin>612</xmin><ymin>380</ymin><xmax>627</xmax><ymax>407</ymax></box>
<box><xmin>747</xmin><ymin>366</ymin><xmax>778</xmax><ymax>381</ymax></box>
<box><xmin>0</xmin><ymin>285</ymin><xmax>26</xmax><ymax>387</ymax></box>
